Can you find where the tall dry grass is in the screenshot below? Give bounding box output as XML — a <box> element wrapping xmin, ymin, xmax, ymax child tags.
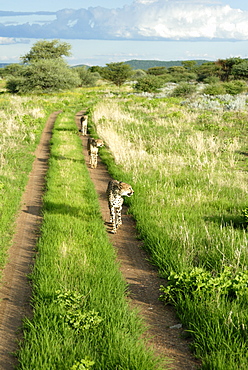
<box><xmin>92</xmin><ymin>94</ymin><xmax>248</xmax><ymax>369</ymax></box>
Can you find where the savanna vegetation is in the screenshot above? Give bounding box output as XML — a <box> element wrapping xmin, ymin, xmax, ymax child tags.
<box><xmin>91</xmin><ymin>92</ymin><xmax>248</xmax><ymax>370</ymax></box>
<box><xmin>0</xmin><ymin>39</ymin><xmax>247</xmax><ymax>369</ymax></box>
<box><xmin>0</xmin><ymin>91</ymin><xmax>165</xmax><ymax>370</ymax></box>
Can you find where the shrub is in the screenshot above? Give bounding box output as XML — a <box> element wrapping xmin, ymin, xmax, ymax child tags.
<box><xmin>223</xmin><ymin>80</ymin><xmax>247</xmax><ymax>95</ymax></box>
<box><xmin>203</xmin><ymin>83</ymin><xmax>227</xmax><ymax>95</ymax></box>
<box><xmin>132</xmin><ymin>69</ymin><xmax>147</xmax><ymax>80</ymax></box>
<box><xmin>6</xmin><ymin>76</ymin><xmax>26</xmax><ymax>94</ymax></box>
<box><xmin>170</xmin><ymin>82</ymin><xmax>197</xmax><ymax>97</ymax></box>
<box><xmin>75</xmin><ymin>66</ymin><xmax>100</xmax><ymax>87</ymax></box>
<box><xmin>134</xmin><ymin>75</ymin><xmax>164</xmax><ymax>93</ymax></box>
<box><xmin>203</xmin><ymin>76</ymin><xmax>221</xmax><ymax>84</ymax></box>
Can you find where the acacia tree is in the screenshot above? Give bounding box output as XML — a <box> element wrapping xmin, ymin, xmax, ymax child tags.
<box><xmin>20</xmin><ymin>39</ymin><xmax>72</xmax><ymax>64</ymax></box>
<box><xmin>231</xmin><ymin>60</ymin><xmax>248</xmax><ymax>80</ymax></box>
<box><xmin>215</xmin><ymin>57</ymin><xmax>243</xmax><ymax>81</ymax></box>
<box><xmin>6</xmin><ymin>39</ymin><xmax>80</xmax><ymax>93</ymax></box>
<box><xmin>102</xmin><ymin>62</ymin><xmax>133</xmax><ymax>87</ymax></box>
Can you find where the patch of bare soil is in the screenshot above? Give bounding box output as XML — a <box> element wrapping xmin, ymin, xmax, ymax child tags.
<box><xmin>76</xmin><ymin>111</ymin><xmax>201</xmax><ymax>370</ymax></box>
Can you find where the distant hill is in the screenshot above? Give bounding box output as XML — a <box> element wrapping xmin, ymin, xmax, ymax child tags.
<box><xmin>71</xmin><ymin>64</ymin><xmax>90</xmax><ymax>69</ymax></box>
<box><xmin>0</xmin><ymin>63</ymin><xmax>13</xmax><ymax>68</ymax></box>
<box><xmin>123</xmin><ymin>59</ymin><xmax>210</xmax><ymax>70</ymax></box>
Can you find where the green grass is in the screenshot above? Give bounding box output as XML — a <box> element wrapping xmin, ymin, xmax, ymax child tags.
<box><xmin>2</xmin><ymin>85</ymin><xmax>247</xmax><ymax>369</ymax></box>
<box><xmin>17</xmin><ymin>103</ymin><xmax>165</xmax><ymax>369</ymax></box>
<box><xmin>91</xmin><ymin>93</ymin><xmax>248</xmax><ymax>369</ymax></box>
<box><xmin>0</xmin><ymin>95</ymin><xmax>53</xmax><ymax>274</ymax></box>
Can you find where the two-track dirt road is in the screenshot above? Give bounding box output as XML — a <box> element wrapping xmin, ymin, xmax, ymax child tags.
<box><xmin>0</xmin><ymin>110</ymin><xmax>200</xmax><ymax>370</ymax></box>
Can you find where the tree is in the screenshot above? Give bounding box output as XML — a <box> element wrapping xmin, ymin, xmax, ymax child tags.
<box><xmin>196</xmin><ymin>62</ymin><xmax>222</xmax><ymax>82</ymax></box>
<box><xmin>215</xmin><ymin>57</ymin><xmax>243</xmax><ymax>81</ymax></box>
<box><xmin>6</xmin><ymin>59</ymin><xmax>80</xmax><ymax>93</ymax></box>
<box><xmin>102</xmin><ymin>62</ymin><xmax>133</xmax><ymax>87</ymax></box>
<box><xmin>181</xmin><ymin>60</ymin><xmax>197</xmax><ymax>71</ymax></box>
<box><xmin>231</xmin><ymin>60</ymin><xmax>248</xmax><ymax>80</ymax></box>
<box><xmin>147</xmin><ymin>66</ymin><xmax>168</xmax><ymax>76</ymax></box>
<box><xmin>88</xmin><ymin>65</ymin><xmax>105</xmax><ymax>75</ymax></box>
<box><xmin>1</xmin><ymin>63</ymin><xmax>24</xmax><ymax>77</ymax></box>
<box><xmin>20</xmin><ymin>39</ymin><xmax>71</xmax><ymax>64</ymax></box>
<box><xmin>5</xmin><ymin>39</ymin><xmax>80</xmax><ymax>94</ymax></box>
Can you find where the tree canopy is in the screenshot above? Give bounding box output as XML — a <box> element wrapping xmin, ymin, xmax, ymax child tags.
<box><xmin>21</xmin><ymin>39</ymin><xmax>72</xmax><ymax>64</ymax></box>
<box><xmin>6</xmin><ymin>59</ymin><xmax>80</xmax><ymax>94</ymax></box>
<box><xmin>102</xmin><ymin>62</ymin><xmax>133</xmax><ymax>87</ymax></box>
<box><xmin>6</xmin><ymin>40</ymin><xmax>80</xmax><ymax>94</ymax></box>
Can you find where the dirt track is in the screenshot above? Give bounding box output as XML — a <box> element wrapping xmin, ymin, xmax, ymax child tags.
<box><xmin>0</xmin><ymin>111</ymin><xmax>200</xmax><ymax>370</ymax></box>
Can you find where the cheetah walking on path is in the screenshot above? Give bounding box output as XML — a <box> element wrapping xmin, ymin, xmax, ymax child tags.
<box><xmin>87</xmin><ymin>138</ymin><xmax>104</xmax><ymax>168</ymax></box>
<box><xmin>80</xmin><ymin>115</ymin><xmax>88</xmax><ymax>136</ymax></box>
<box><xmin>106</xmin><ymin>180</ymin><xmax>134</xmax><ymax>233</ymax></box>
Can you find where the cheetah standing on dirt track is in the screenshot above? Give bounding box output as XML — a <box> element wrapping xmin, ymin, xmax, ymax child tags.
<box><xmin>80</xmin><ymin>115</ymin><xmax>88</xmax><ymax>135</ymax></box>
<box><xmin>87</xmin><ymin>138</ymin><xmax>104</xmax><ymax>168</ymax></box>
<box><xmin>106</xmin><ymin>180</ymin><xmax>134</xmax><ymax>234</ymax></box>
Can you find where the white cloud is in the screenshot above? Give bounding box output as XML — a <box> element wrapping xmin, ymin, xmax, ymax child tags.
<box><xmin>0</xmin><ymin>37</ymin><xmax>29</xmax><ymax>45</ymax></box>
<box><xmin>0</xmin><ymin>1</ymin><xmax>248</xmax><ymax>41</ymax></box>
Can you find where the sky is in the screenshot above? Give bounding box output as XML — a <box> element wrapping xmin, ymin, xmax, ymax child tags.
<box><xmin>1</xmin><ymin>0</ymin><xmax>248</xmax><ymax>66</ymax></box>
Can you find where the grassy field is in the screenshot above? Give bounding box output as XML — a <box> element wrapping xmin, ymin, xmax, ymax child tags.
<box><xmin>1</xmin><ymin>85</ymin><xmax>247</xmax><ymax>369</ymax></box>
<box><xmin>91</xmin><ymin>93</ymin><xmax>248</xmax><ymax>369</ymax></box>
<box><xmin>0</xmin><ymin>89</ymin><xmax>165</xmax><ymax>369</ymax></box>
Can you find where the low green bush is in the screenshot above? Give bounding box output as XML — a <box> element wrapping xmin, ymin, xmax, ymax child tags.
<box><xmin>170</xmin><ymin>82</ymin><xmax>197</xmax><ymax>97</ymax></box>
<box><xmin>134</xmin><ymin>74</ymin><xmax>164</xmax><ymax>92</ymax></box>
<box><xmin>203</xmin><ymin>83</ymin><xmax>227</xmax><ymax>95</ymax></box>
<box><xmin>223</xmin><ymin>80</ymin><xmax>247</xmax><ymax>95</ymax></box>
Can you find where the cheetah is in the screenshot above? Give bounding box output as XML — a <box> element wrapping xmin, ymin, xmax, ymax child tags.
<box><xmin>106</xmin><ymin>180</ymin><xmax>134</xmax><ymax>234</ymax></box>
<box><xmin>87</xmin><ymin>138</ymin><xmax>104</xmax><ymax>168</ymax></box>
<box><xmin>80</xmin><ymin>115</ymin><xmax>88</xmax><ymax>136</ymax></box>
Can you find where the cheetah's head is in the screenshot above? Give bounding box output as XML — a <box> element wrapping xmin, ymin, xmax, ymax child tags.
<box><xmin>118</xmin><ymin>182</ymin><xmax>134</xmax><ymax>197</ymax></box>
<box><xmin>95</xmin><ymin>139</ymin><xmax>104</xmax><ymax>147</ymax></box>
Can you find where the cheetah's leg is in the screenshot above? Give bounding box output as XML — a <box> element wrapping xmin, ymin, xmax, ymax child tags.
<box><xmin>109</xmin><ymin>206</ymin><xmax>117</xmax><ymax>233</ymax></box>
<box><xmin>83</xmin><ymin>123</ymin><xmax>87</xmax><ymax>135</ymax></box>
<box><xmin>116</xmin><ymin>205</ymin><xmax>122</xmax><ymax>229</ymax></box>
<box><xmin>91</xmin><ymin>154</ymin><xmax>97</xmax><ymax>168</ymax></box>
<box><xmin>93</xmin><ymin>155</ymin><xmax>98</xmax><ymax>168</ymax></box>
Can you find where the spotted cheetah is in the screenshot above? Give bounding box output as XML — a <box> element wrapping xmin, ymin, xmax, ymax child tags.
<box><xmin>87</xmin><ymin>138</ymin><xmax>104</xmax><ymax>168</ymax></box>
<box><xmin>80</xmin><ymin>115</ymin><xmax>88</xmax><ymax>136</ymax></box>
<box><xmin>106</xmin><ymin>180</ymin><xmax>134</xmax><ymax>233</ymax></box>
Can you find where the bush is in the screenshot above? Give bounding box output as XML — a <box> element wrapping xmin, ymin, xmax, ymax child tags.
<box><xmin>75</xmin><ymin>66</ymin><xmax>100</xmax><ymax>87</ymax></box>
<box><xmin>223</xmin><ymin>80</ymin><xmax>247</xmax><ymax>95</ymax></box>
<box><xmin>170</xmin><ymin>82</ymin><xmax>197</xmax><ymax>97</ymax></box>
<box><xmin>134</xmin><ymin>75</ymin><xmax>164</xmax><ymax>93</ymax></box>
<box><xmin>203</xmin><ymin>76</ymin><xmax>221</xmax><ymax>84</ymax></box>
<box><xmin>6</xmin><ymin>76</ymin><xmax>26</xmax><ymax>94</ymax></box>
<box><xmin>203</xmin><ymin>83</ymin><xmax>227</xmax><ymax>95</ymax></box>
<box><xmin>132</xmin><ymin>69</ymin><xmax>147</xmax><ymax>80</ymax></box>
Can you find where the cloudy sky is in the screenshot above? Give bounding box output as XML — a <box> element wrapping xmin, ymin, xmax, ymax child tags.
<box><xmin>1</xmin><ymin>0</ymin><xmax>248</xmax><ymax>66</ymax></box>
